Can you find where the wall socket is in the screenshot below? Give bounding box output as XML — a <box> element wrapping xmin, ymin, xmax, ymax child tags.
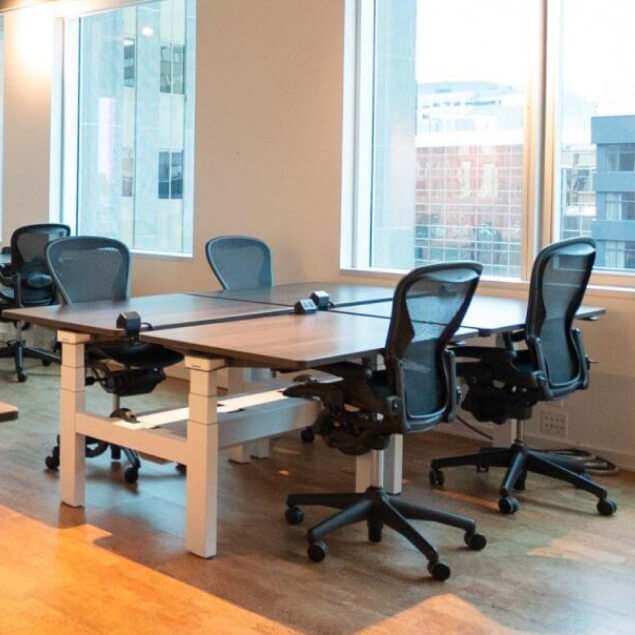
<box><xmin>540</xmin><ymin>408</ymin><xmax>569</xmax><ymax>438</ymax></box>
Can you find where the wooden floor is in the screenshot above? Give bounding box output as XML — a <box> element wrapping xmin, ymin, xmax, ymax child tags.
<box><xmin>0</xmin><ymin>358</ymin><xmax>634</xmax><ymax>634</ymax></box>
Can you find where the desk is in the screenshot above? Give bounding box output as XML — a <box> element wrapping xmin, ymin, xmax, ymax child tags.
<box><xmin>191</xmin><ymin>281</ymin><xmax>394</xmax><ymax>307</ymax></box>
<box><xmin>335</xmin><ymin>295</ymin><xmax>606</xmax><ymax>335</ymax></box>
<box><xmin>4</xmin><ymin>286</ymin><xmax>605</xmax><ymax>560</ymax></box>
<box><xmin>4</xmin><ymin>293</ymin><xmax>292</xmax><ymax>336</ymax></box>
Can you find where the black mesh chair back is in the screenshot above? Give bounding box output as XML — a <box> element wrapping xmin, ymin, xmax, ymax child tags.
<box><xmin>205</xmin><ymin>236</ymin><xmax>273</xmax><ymax>289</ymax></box>
<box><xmin>386</xmin><ymin>262</ymin><xmax>482</xmax><ymax>433</ymax></box>
<box><xmin>10</xmin><ymin>224</ymin><xmax>71</xmax><ymax>304</ymax></box>
<box><xmin>46</xmin><ymin>236</ymin><xmax>130</xmax><ymax>304</ymax></box>
<box><xmin>525</xmin><ymin>237</ymin><xmax>595</xmax><ymax>391</ymax></box>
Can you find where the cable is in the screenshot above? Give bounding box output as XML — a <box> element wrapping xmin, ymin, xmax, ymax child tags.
<box><xmin>540</xmin><ymin>448</ymin><xmax>619</xmax><ymax>475</ymax></box>
<box><xmin>455</xmin><ymin>418</ymin><xmax>618</xmax><ymax>474</ymax></box>
<box><xmin>456</xmin><ymin>415</ymin><xmax>493</xmax><ymax>441</ymax></box>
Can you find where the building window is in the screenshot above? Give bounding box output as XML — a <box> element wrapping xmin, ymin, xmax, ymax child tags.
<box><xmin>123</xmin><ymin>38</ymin><xmax>135</xmax><ymax>88</ymax></box>
<box><xmin>158</xmin><ymin>150</ymin><xmax>183</xmax><ymax>200</ymax></box>
<box><xmin>64</xmin><ymin>0</ymin><xmax>196</xmax><ymax>255</ymax></box>
<box><xmin>122</xmin><ymin>148</ymin><xmax>134</xmax><ymax>198</ymax></box>
<box><xmin>160</xmin><ymin>42</ymin><xmax>185</xmax><ymax>95</ymax></box>
<box><xmin>346</xmin><ymin>0</ymin><xmax>533</xmax><ymax>278</ymax></box>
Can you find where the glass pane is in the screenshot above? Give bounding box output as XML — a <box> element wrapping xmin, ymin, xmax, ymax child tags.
<box><xmin>172</xmin><ymin>44</ymin><xmax>185</xmax><ymax>95</ymax></box>
<box><xmin>123</xmin><ymin>37</ymin><xmax>135</xmax><ymax>88</ymax></box>
<box><xmin>170</xmin><ymin>150</ymin><xmax>183</xmax><ymax>199</ymax></box>
<box><xmin>74</xmin><ymin>0</ymin><xmax>196</xmax><ymax>254</ymax></box>
<box><xmin>555</xmin><ymin>0</ymin><xmax>635</xmax><ymax>272</ymax></box>
<box><xmin>160</xmin><ymin>43</ymin><xmax>172</xmax><ymax>93</ymax></box>
<box><xmin>370</xmin><ymin>0</ymin><xmax>532</xmax><ymax>277</ymax></box>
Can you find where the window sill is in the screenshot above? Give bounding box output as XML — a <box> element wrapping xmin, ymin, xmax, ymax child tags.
<box><xmin>339</xmin><ymin>267</ymin><xmax>635</xmax><ymax>300</ymax></box>
<box><xmin>131</xmin><ymin>250</ymin><xmax>193</xmax><ymax>260</ymax></box>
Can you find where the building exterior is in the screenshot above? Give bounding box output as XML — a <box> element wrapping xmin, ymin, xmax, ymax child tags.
<box><xmin>591</xmin><ymin>115</ymin><xmax>635</xmax><ymax>270</ymax></box>
<box><xmin>73</xmin><ymin>0</ymin><xmax>195</xmax><ymax>255</ymax></box>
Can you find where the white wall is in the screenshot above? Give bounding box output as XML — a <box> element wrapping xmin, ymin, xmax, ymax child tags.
<box><xmin>1</xmin><ymin>0</ymin><xmax>634</xmax><ymax>467</ymax></box>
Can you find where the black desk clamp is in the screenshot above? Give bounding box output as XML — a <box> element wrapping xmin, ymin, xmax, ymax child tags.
<box><xmin>116</xmin><ymin>311</ymin><xmax>142</xmax><ymax>337</ymax></box>
<box><xmin>310</xmin><ymin>290</ymin><xmax>331</xmax><ymax>310</ymax></box>
<box><xmin>294</xmin><ymin>298</ymin><xmax>318</xmax><ymax>314</ymax></box>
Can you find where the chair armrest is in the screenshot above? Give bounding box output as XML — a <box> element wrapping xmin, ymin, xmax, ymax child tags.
<box><xmin>454</xmin><ymin>345</ymin><xmax>545</xmax><ymax>389</ymax></box>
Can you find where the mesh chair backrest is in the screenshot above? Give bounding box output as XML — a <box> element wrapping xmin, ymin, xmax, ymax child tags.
<box><xmin>11</xmin><ymin>224</ymin><xmax>70</xmax><ymax>276</ymax></box>
<box><xmin>205</xmin><ymin>236</ymin><xmax>273</xmax><ymax>289</ymax></box>
<box><xmin>526</xmin><ymin>238</ymin><xmax>595</xmax><ymax>387</ymax></box>
<box><xmin>386</xmin><ymin>262</ymin><xmax>482</xmax><ymax>432</ymax></box>
<box><xmin>46</xmin><ymin>236</ymin><xmax>130</xmax><ymax>304</ymax></box>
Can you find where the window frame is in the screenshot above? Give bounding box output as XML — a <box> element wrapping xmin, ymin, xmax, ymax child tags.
<box><xmin>343</xmin><ymin>0</ymin><xmax>635</xmax><ymax>290</ymax></box>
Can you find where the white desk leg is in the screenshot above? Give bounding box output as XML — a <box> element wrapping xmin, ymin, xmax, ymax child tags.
<box><xmin>225</xmin><ymin>368</ymin><xmax>251</xmax><ymax>464</ymax></box>
<box><xmin>225</xmin><ymin>367</ymin><xmax>271</xmax><ymax>462</ymax></box>
<box><xmin>58</xmin><ymin>331</ymin><xmax>90</xmax><ymax>507</ymax></box>
<box><xmin>383</xmin><ymin>434</ymin><xmax>403</xmax><ymax>495</ymax></box>
<box><xmin>355</xmin><ymin>435</ymin><xmax>403</xmax><ymax>495</ymax></box>
<box><xmin>185</xmin><ymin>356</ymin><xmax>222</xmax><ymax>558</ymax></box>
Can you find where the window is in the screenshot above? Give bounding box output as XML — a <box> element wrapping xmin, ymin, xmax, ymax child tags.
<box><xmin>348</xmin><ymin>0</ymin><xmax>533</xmax><ymax>278</ymax></box>
<box><xmin>64</xmin><ymin>0</ymin><xmax>195</xmax><ymax>255</ymax></box>
<box><xmin>123</xmin><ymin>38</ymin><xmax>135</xmax><ymax>88</ymax></box>
<box><xmin>160</xmin><ymin>42</ymin><xmax>185</xmax><ymax>95</ymax></box>
<box><xmin>158</xmin><ymin>150</ymin><xmax>183</xmax><ymax>200</ymax></box>
<box><xmin>122</xmin><ymin>148</ymin><xmax>134</xmax><ymax>197</ymax></box>
<box><xmin>346</xmin><ymin>0</ymin><xmax>635</xmax><ymax>284</ymax></box>
<box><xmin>551</xmin><ymin>0</ymin><xmax>635</xmax><ymax>274</ymax></box>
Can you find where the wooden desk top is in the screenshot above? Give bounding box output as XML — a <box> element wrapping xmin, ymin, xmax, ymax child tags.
<box><xmin>141</xmin><ymin>312</ymin><xmax>390</xmax><ymax>369</ymax></box>
<box><xmin>336</xmin><ymin>295</ymin><xmax>606</xmax><ymax>336</ymax></box>
<box><xmin>3</xmin><ymin>294</ymin><xmax>292</xmax><ymax>337</ymax></box>
<box><xmin>191</xmin><ymin>281</ymin><xmax>395</xmax><ymax>307</ymax></box>
<box><xmin>141</xmin><ymin>312</ymin><xmax>477</xmax><ymax>369</ymax></box>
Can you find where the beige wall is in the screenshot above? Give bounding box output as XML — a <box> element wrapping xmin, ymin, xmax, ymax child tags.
<box><xmin>2</xmin><ymin>0</ymin><xmax>635</xmax><ymax>468</ymax></box>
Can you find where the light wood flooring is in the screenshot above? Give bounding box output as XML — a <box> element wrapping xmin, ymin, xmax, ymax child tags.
<box><xmin>0</xmin><ymin>358</ymin><xmax>634</xmax><ymax>634</ymax></box>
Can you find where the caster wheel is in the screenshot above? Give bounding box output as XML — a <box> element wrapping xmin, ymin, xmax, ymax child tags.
<box><xmin>429</xmin><ymin>469</ymin><xmax>445</xmax><ymax>487</ymax></box>
<box><xmin>464</xmin><ymin>532</ymin><xmax>487</xmax><ymax>551</ymax></box>
<box><xmin>42</xmin><ymin>359</ymin><xmax>52</xmax><ymax>367</ymax></box>
<box><xmin>367</xmin><ymin>521</ymin><xmax>383</xmax><ymax>543</ymax></box>
<box><xmin>427</xmin><ymin>561</ymin><xmax>451</xmax><ymax>581</ymax></box>
<box><xmin>498</xmin><ymin>496</ymin><xmax>519</xmax><ymax>514</ymax></box>
<box><xmin>45</xmin><ymin>454</ymin><xmax>59</xmax><ymax>470</ymax></box>
<box><xmin>307</xmin><ymin>541</ymin><xmax>327</xmax><ymax>563</ymax></box>
<box><xmin>300</xmin><ymin>428</ymin><xmax>315</xmax><ymax>443</ymax></box>
<box><xmin>17</xmin><ymin>372</ymin><xmax>27</xmax><ymax>383</ymax></box>
<box><xmin>597</xmin><ymin>499</ymin><xmax>617</xmax><ymax>516</ymax></box>
<box><xmin>124</xmin><ymin>467</ymin><xmax>139</xmax><ymax>484</ymax></box>
<box><xmin>285</xmin><ymin>506</ymin><xmax>304</xmax><ymax>525</ymax></box>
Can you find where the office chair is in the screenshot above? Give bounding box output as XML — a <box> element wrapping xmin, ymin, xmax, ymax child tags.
<box><xmin>205</xmin><ymin>235</ymin><xmax>273</xmax><ymax>290</ymax></box>
<box><xmin>430</xmin><ymin>238</ymin><xmax>617</xmax><ymax>516</ymax></box>
<box><xmin>283</xmin><ymin>262</ymin><xmax>486</xmax><ymax>581</ymax></box>
<box><xmin>43</xmin><ymin>236</ymin><xmax>183</xmax><ymax>483</ymax></box>
<box><xmin>0</xmin><ymin>223</ymin><xmax>70</xmax><ymax>381</ymax></box>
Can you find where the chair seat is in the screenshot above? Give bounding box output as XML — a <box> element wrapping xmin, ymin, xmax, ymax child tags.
<box><xmin>90</xmin><ymin>341</ymin><xmax>183</xmax><ymax>369</ymax></box>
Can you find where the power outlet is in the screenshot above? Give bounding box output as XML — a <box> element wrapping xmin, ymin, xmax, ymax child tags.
<box><xmin>540</xmin><ymin>408</ymin><xmax>568</xmax><ymax>438</ymax></box>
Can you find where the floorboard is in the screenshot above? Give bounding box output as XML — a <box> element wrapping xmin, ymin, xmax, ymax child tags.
<box><xmin>0</xmin><ymin>358</ymin><xmax>633</xmax><ymax>634</ymax></box>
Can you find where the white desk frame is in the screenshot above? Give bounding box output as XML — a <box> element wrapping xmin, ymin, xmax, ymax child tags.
<box><xmin>58</xmin><ymin>330</ymin><xmax>319</xmax><ymax>558</ymax></box>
